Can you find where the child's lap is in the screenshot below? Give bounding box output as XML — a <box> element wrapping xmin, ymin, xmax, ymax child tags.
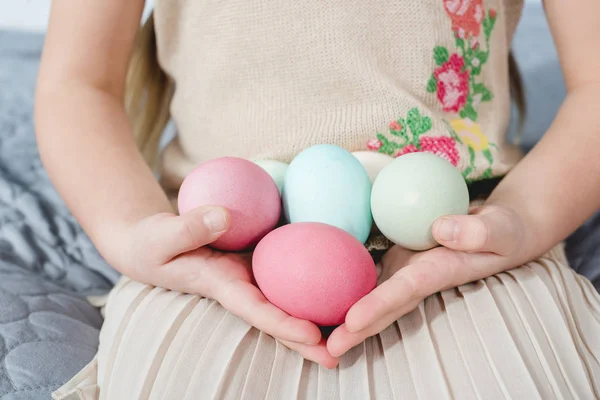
<box><xmin>55</xmin><ymin>245</ymin><xmax>600</xmax><ymax>400</ymax></box>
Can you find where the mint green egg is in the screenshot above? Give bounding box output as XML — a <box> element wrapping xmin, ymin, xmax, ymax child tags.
<box><xmin>283</xmin><ymin>144</ymin><xmax>373</xmax><ymax>243</ymax></box>
<box><xmin>254</xmin><ymin>159</ymin><xmax>289</xmax><ymax>195</ymax></box>
<box><xmin>371</xmin><ymin>152</ymin><xmax>469</xmax><ymax>251</ymax></box>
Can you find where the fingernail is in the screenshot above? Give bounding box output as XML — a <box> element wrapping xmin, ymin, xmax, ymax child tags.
<box><xmin>436</xmin><ymin>218</ymin><xmax>457</xmax><ymax>242</ymax></box>
<box><xmin>204</xmin><ymin>209</ymin><xmax>228</xmax><ymax>233</ymax></box>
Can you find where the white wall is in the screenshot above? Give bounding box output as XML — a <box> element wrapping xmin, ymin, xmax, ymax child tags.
<box><xmin>0</xmin><ymin>0</ymin><xmax>155</xmax><ymax>32</ymax></box>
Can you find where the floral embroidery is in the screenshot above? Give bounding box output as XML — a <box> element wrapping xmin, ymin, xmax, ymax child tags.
<box><xmin>366</xmin><ymin>2</ymin><xmax>500</xmax><ymax>182</ymax></box>
<box><xmin>447</xmin><ymin>118</ymin><xmax>497</xmax><ymax>179</ymax></box>
<box><xmin>433</xmin><ymin>53</ymin><xmax>470</xmax><ymax>113</ymax></box>
<box><xmin>444</xmin><ymin>0</ymin><xmax>485</xmax><ymax>38</ymax></box>
<box><xmin>450</xmin><ymin>118</ymin><xmax>488</xmax><ymax>151</ymax></box>
<box><xmin>419</xmin><ymin>136</ymin><xmax>461</xmax><ymax>167</ymax></box>
<box><xmin>427</xmin><ymin>4</ymin><xmax>497</xmax><ymax>122</ymax></box>
<box><xmin>369</xmin><ymin>108</ymin><xmax>461</xmax><ymax>167</ymax></box>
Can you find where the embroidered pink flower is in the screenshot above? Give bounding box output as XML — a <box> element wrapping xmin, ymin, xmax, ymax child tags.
<box><xmin>489</xmin><ymin>9</ymin><xmax>497</xmax><ymax>19</ymax></box>
<box><xmin>434</xmin><ymin>54</ymin><xmax>470</xmax><ymax>113</ymax></box>
<box><xmin>389</xmin><ymin>121</ymin><xmax>403</xmax><ymax>131</ymax></box>
<box><xmin>444</xmin><ymin>0</ymin><xmax>484</xmax><ymax>38</ymax></box>
<box><xmin>419</xmin><ymin>136</ymin><xmax>460</xmax><ymax>166</ymax></box>
<box><xmin>395</xmin><ymin>145</ymin><xmax>418</xmax><ymax>157</ymax></box>
<box><xmin>366</xmin><ymin>138</ymin><xmax>383</xmax><ymax>151</ymax></box>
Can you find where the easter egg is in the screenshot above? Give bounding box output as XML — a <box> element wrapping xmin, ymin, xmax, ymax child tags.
<box><xmin>351</xmin><ymin>151</ymin><xmax>394</xmax><ymax>184</ymax></box>
<box><xmin>254</xmin><ymin>159</ymin><xmax>289</xmax><ymax>195</ymax></box>
<box><xmin>178</xmin><ymin>157</ymin><xmax>281</xmax><ymax>251</ymax></box>
<box><xmin>371</xmin><ymin>152</ymin><xmax>469</xmax><ymax>251</ymax></box>
<box><xmin>283</xmin><ymin>144</ymin><xmax>373</xmax><ymax>243</ymax></box>
<box><xmin>253</xmin><ymin>222</ymin><xmax>377</xmax><ymax>326</ymax></box>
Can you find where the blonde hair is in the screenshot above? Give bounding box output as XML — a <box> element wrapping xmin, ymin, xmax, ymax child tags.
<box><xmin>126</xmin><ymin>13</ymin><xmax>526</xmax><ymax>167</ymax></box>
<box><xmin>125</xmin><ymin>13</ymin><xmax>174</xmax><ymax>169</ymax></box>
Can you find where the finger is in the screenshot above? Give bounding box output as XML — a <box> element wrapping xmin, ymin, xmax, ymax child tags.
<box><xmin>279</xmin><ymin>338</ymin><xmax>339</xmax><ymax>369</ymax></box>
<box><xmin>151</xmin><ymin>206</ymin><xmax>231</xmax><ymax>263</ymax></box>
<box><xmin>216</xmin><ymin>279</ymin><xmax>322</xmax><ymax>345</ymax></box>
<box><xmin>328</xmin><ymin>299</ymin><xmax>421</xmax><ymax>357</ymax></box>
<box><xmin>344</xmin><ymin>262</ymin><xmax>440</xmax><ymax>333</ymax></box>
<box><xmin>432</xmin><ymin>207</ymin><xmax>522</xmax><ymax>255</ymax></box>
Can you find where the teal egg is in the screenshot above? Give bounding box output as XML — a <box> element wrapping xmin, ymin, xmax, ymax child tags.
<box><xmin>283</xmin><ymin>144</ymin><xmax>373</xmax><ymax>243</ymax></box>
<box><xmin>254</xmin><ymin>159</ymin><xmax>289</xmax><ymax>195</ymax></box>
<box><xmin>371</xmin><ymin>152</ymin><xmax>469</xmax><ymax>251</ymax></box>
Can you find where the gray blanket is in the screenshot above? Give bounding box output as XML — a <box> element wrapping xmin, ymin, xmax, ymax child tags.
<box><xmin>0</xmin><ymin>6</ymin><xmax>599</xmax><ymax>397</ymax></box>
<box><xmin>0</xmin><ymin>30</ymin><xmax>119</xmax><ymax>399</ymax></box>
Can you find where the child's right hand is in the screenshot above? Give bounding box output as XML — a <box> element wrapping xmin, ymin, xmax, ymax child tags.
<box><xmin>118</xmin><ymin>205</ymin><xmax>339</xmax><ymax>369</ymax></box>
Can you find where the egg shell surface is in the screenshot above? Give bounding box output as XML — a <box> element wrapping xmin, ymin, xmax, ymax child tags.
<box><xmin>371</xmin><ymin>152</ymin><xmax>469</xmax><ymax>251</ymax></box>
<box><xmin>254</xmin><ymin>159</ymin><xmax>289</xmax><ymax>195</ymax></box>
<box><xmin>252</xmin><ymin>222</ymin><xmax>377</xmax><ymax>326</ymax></box>
<box><xmin>178</xmin><ymin>157</ymin><xmax>281</xmax><ymax>251</ymax></box>
<box><xmin>351</xmin><ymin>151</ymin><xmax>394</xmax><ymax>184</ymax></box>
<box><xmin>283</xmin><ymin>144</ymin><xmax>373</xmax><ymax>243</ymax></box>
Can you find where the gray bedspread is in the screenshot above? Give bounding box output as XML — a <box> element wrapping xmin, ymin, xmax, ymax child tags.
<box><xmin>0</xmin><ymin>31</ymin><xmax>119</xmax><ymax>399</ymax></box>
<box><xmin>0</xmin><ymin>4</ymin><xmax>599</xmax><ymax>397</ymax></box>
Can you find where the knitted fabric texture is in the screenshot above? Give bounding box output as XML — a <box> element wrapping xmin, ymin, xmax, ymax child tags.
<box><xmin>155</xmin><ymin>0</ymin><xmax>525</xmax><ymax>192</ymax></box>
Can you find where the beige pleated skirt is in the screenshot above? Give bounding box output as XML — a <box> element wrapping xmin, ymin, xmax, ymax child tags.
<box><xmin>53</xmin><ymin>245</ymin><xmax>600</xmax><ymax>400</ymax></box>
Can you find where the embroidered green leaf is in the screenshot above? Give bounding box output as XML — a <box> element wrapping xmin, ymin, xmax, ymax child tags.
<box><xmin>455</xmin><ymin>36</ymin><xmax>466</xmax><ymax>53</ymax></box>
<box><xmin>380</xmin><ymin>146</ymin><xmax>393</xmax><ymax>155</ymax></box>
<box><xmin>377</xmin><ymin>133</ymin><xmax>389</xmax><ymax>146</ymax></box>
<box><xmin>476</xmin><ymin>50</ymin><xmax>489</xmax><ymax>64</ymax></box>
<box><xmin>434</xmin><ymin>46</ymin><xmax>449</xmax><ymax>66</ymax></box>
<box><xmin>468</xmin><ymin>146</ymin><xmax>476</xmax><ymax>164</ymax></box>
<box><xmin>483</xmin><ymin>12</ymin><xmax>497</xmax><ymax>41</ymax></box>
<box><xmin>483</xmin><ymin>148</ymin><xmax>494</xmax><ymax>164</ymax></box>
<box><xmin>462</xmin><ymin>167</ymin><xmax>473</xmax><ymax>180</ymax></box>
<box><xmin>461</xmin><ymin>103</ymin><xmax>478</xmax><ymax>122</ymax></box>
<box><xmin>407</xmin><ymin>108</ymin><xmax>432</xmax><ymax>136</ymax></box>
<box><xmin>400</xmin><ymin>118</ymin><xmax>409</xmax><ymax>141</ymax></box>
<box><xmin>482</xmin><ymin>19</ymin><xmax>491</xmax><ymax>38</ymax></box>
<box><xmin>426</xmin><ymin>75</ymin><xmax>437</xmax><ymax>93</ymax></box>
<box><xmin>481</xmin><ymin>167</ymin><xmax>493</xmax><ymax>179</ymax></box>
<box><xmin>445</xmin><ymin>120</ymin><xmax>463</xmax><ymax>145</ymax></box>
<box><xmin>482</xmin><ymin>90</ymin><xmax>493</xmax><ymax>102</ymax></box>
<box><xmin>473</xmin><ymin>83</ymin><xmax>493</xmax><ymax>101</ymax></box>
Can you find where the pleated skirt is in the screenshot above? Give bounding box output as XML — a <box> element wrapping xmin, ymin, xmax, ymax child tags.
<box><xmin>53</xmin><ymin>245</ymin><xmax>600</xmax><ymax>400</ymax></box>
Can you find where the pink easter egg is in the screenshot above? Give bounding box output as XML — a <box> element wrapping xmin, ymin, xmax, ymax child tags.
<box><xmin>178</xmin><ymin>157</ymin><xmax>281</xmax><ymax>251</ymax></box>
<box><xmin>252</xmin><ymin>222</ymin><xmax>377</xmax><ymax>326</ymax></box>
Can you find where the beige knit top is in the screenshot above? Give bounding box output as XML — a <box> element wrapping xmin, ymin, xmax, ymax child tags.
<box><xmin>155</xmin><ymin>0</ymin><xmax>524</xmax><ymax>195</ymax></box>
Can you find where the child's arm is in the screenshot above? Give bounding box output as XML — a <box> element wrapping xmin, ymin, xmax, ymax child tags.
<box><xmin>327</xmin><ymin>0</ymin><xmax>600</xmax><ymax>357</ymax></box>
<box><xmin>35</xmin><ymin>0</ymin><xmax>335</xmax><ymax>367</ymax></box>
<box><xmin>35</xmin><ymin>1</ymin><xmax>170</xmax><ymax>265</ymax></box>
<box><xmin>484</xmin><ymin>0</ymin><xmax>600</xmax><ymax>258</ymax></box>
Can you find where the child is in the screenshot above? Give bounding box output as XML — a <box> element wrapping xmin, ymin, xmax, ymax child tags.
<box><xmin>36</xmin><ymin>0</ymin><xmax>600</xmax><ymax>398</ymax></box>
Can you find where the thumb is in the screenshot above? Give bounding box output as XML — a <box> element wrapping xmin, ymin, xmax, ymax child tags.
<box><xmin>155</xmin><ymin>205</ymin><xmax>231</xmax><ymax>262</ymax></box>
<box><xmin>432</xmin><ymin>206</ymin><xmax>522</xmax><ymax>256</ymax></box>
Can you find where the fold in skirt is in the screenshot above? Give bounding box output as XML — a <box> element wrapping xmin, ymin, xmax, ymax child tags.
<box><xmin>53</xmin><ymin>245</ymin><xmax>600</xmax><ymax>400</ymax></box>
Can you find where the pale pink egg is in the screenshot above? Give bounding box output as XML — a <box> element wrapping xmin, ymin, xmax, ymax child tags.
<box><xmin>252</xmin><ymin>222</ymin><xmax>377</xmax><ymax>326</ymax></box>
<box><xmin>178</xmin><ymin>157</ymin><xmax>281</xmax><ymax>251</ymax></box>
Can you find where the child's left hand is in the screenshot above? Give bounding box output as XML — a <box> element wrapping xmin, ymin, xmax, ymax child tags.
<box><xmin>326</xmin><ymin>203</ymin><xmax>530</xmax><ymax>357</ymax></box>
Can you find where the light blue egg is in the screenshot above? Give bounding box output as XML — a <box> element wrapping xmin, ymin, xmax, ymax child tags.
<box><xmin>254</xmin><ymin>159</ymin><xmax>289</xmax><ymax>195</ymax></box>
<box><xmin>283</xmin><ymin>144</ymin><xmax>373</xmax><ymax>243</ymax></box>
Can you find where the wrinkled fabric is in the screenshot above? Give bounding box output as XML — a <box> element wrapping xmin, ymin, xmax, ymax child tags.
<box><xmin>0</xmin><ymin>30</ymin><xmax>119</xmax><ymax>399</ymax></box>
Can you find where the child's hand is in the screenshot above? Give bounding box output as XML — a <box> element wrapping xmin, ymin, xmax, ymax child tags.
<box><xmin>327</xmin><ymin>204</ymin><xmax>527</xmax><ymax>357</ymax></box>
<box><xmin>120</xmin><ymin>206</ymin><xmax>339</xmax><ymax>368</ymax></box>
